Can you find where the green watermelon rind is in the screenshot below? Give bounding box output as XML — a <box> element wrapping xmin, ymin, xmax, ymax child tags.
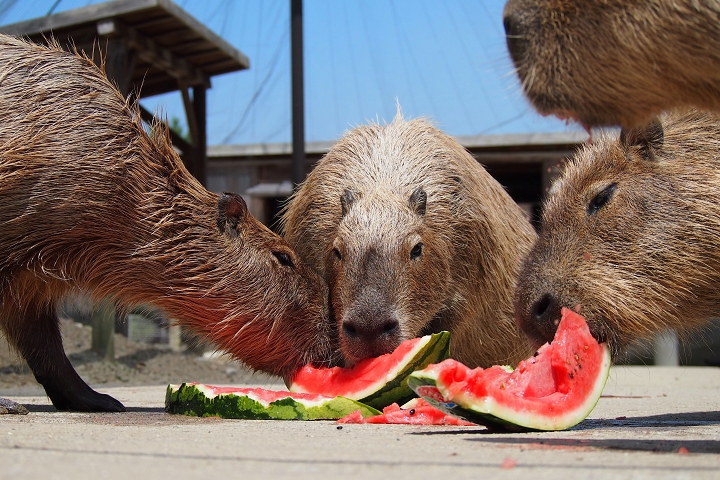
<box><xmin>354</xmin><ymin>331</ymin><xmax>451</xmax><ymax>409</ymax></box>
<box><xmin>165</xmin><ymin>383</ymin><xmax>381</xmax><ymax>420</ymax></box>
<box><xmin>407</xmin><ymin>344</ymin><xmax>612</xmax><ymax>432</ymax></box>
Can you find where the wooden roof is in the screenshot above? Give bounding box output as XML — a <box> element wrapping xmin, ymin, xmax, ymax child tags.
<box><xmin>0</xmin><ymin>0</ymin><xmax>250</xmax><ymax>97</ymax></box>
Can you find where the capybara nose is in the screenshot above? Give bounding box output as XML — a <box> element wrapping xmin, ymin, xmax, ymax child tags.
<box><xmin>342</xmin><ymin>316</ymin><xmax>399</xmax><ymax>342</ymax></box>
<box><xmin>503</xmin><ymin>10</ymin><xmax>525</xmax><ymax>63</ymax></box>
<box><xmin>519</xmin><ymin>292</ymin><xmax>562</xmax><ymax>348</ymax></box>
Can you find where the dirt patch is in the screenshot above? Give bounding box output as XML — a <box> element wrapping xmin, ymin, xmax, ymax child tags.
<box><xmin>0</xmin><ymin>317</ymin><xmax>281</xmax><ymax>394</ymax></box>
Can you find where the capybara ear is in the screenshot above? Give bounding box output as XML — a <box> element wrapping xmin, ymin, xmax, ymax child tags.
<box><xmin>619</xmin><ymin>118</ymin><xmax>664</xmax><ymax>161</ymax></box>
<box><xmin>409</xmin><ymin>187</ymin><xmax>427</xmax><ymax>216</ymax></box>
<box><xmin>217</xmin><ymin>192</ymin><xmax>248</xmax><ymax>236</ymax></box>
<box><xmin>340</xmin><ymin>189</ymin><xmax>355</xmax><ymax>217</ymax></box>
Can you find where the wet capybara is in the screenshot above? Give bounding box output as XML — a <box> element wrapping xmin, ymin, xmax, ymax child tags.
<box><xmin>503</xmin><ymin>0</ymin><xmax>720</xmax><ymax>128</ymax></box>
<box><xmin>0</xmin><ymin>35</ymin><xmax>331</xmax><ymax>413</ymax></box>
<box><xmin>514</xmin><ymin>108</ymin><xmax>720</xmax><ymax>355</ymax></box>
<box><xmin>281</xmin><ymin>114</ymin><xmax>536</xmax><ymax>368</ymax></box>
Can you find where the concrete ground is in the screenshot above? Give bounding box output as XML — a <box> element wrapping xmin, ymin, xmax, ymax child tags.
<box><xmin>1</xmin><ymin>366</ymin><xmax>719</xmax><ymax>480</ymax></box>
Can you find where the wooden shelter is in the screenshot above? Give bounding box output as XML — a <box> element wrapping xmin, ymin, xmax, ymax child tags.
<box><xmin>0</xmin><ymin>0</ymin><xmax>250</xmax><ymax>186</ymax></box>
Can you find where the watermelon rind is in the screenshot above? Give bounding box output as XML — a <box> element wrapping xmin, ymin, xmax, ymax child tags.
<box><xmin>407</xmin><ymin>344</ymin><xmax>612</xmax><ymax>431</ymax></box>
<box><xmin>289</xmin><ymin>331</ymin><xmax>451</xmax><ymax>409</ymax></box>
<box><xmin>165</xmin><ymin>383</ymin><xmax>381</xmax><ymax>420</ymax></box>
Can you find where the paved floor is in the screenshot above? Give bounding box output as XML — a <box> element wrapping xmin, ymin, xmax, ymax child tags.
<box><xmin>1</xmin><ymin>366</ymin><xmax>719</xmax><ymax>479</ymax></box>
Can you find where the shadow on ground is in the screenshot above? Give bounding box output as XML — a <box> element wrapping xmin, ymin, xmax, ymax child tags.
<box><xmin>467</xmin><ymin>436</ymin><xmax>720</xmax><ymax>454</ymax></box>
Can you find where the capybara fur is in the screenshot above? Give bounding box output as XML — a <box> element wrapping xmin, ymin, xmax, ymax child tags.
<box><xmin>281</xmin><ymin>114</ymin><xmax>536</xmax><ymax>368</ymax></box>
<box><xmin>503</xmin><ymin>0</ymin><xmax>720</xmax><ymax>128</ymax></box>
<box><xmin>0</xmin><ymin>34</ymin><xmax>331</xmax><ymax>412</ymax></box>
<box><xmin>514</xmin><ymin>108</ymin><xmax>720</xmax><ymax>356</ymax></box>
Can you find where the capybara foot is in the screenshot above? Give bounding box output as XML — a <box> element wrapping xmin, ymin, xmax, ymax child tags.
<box><xmin>40</xmin><ymin>379</ymin><xmax>125</xmax><ymax>412</ymax></box>
<box><xmin>47</xmin><ymin>388</ymin><xmax>126</xmax><ymax>412</ymax></box>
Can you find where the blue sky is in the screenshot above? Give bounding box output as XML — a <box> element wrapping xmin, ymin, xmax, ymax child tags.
<box><xmin>0</xmin><ymin>0</ymin><xmax>581</xmax><ymax>145</ymax></box>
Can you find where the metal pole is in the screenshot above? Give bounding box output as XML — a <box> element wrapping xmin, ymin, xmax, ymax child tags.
<box><xmin>291</xmin><ymin>0</ymin><xmax>305</xmax><ymax>187</ymax></box>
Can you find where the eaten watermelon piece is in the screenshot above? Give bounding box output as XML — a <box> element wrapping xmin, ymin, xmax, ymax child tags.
<box><xmin>408</xmin><ymin>308</ymin><xmax>611</xmax><ymax>431</ymax></box>
<box><xmin>337</xmin><ymin>398</ymin><xmax>476</xmax><ymax>426</ymax></box>
<box><xmin>165</xmin><ymin>383</ymin><xmax>380</xmax><ymax>420</ymax></box>
<box><xmin>289</xmin><ymin>331</ymin><xmax>450</xmax><ymax>409</ymax></box>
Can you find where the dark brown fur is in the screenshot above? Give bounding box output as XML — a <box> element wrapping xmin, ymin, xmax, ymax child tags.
<box><xmin>281</xmin><ymin>115</ymin><xmax>535</xmax><ymax>368</ymax></box>
<box><xmin>503</xmin><ymin>0</ymin><xmax>720</xmax><ymax>128</ymax></box>
<box><xmin>514</xmin><ymin>109</ymin><xmax>720</xmax><ymax>355</ymax></box>
<box><xmin>0</xmin><ymin>35</ymin><xmax>331</xmax><ymax>412</ymax></box>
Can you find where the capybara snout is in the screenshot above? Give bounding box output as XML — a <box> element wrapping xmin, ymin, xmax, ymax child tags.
<box><xmin>341</xmin><ymin>288</ymin><xmax>402</xmax><ymax>362</ymax></box>
<box><xmin>514</xmin><ymin>109</ymin><xmax>720</xmax><ymax>354</ymax></box>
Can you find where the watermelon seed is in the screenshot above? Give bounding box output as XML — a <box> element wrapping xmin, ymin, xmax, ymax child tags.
<box><xmin>336</xmin><ymin>425</ymin><xmax>343</xmax><ymax>430</ymax></box>
<box><xmin>574</xmin><ymin>354</ymin><xmax>579</xmax><ymax>361</ymax></box>
<box><xmin>409</xmin><ymin>409</ymin><xmax>416</xmax><ymax>415</ymax></box>
<box><xmin>569</xmin><ymin>373</ymin><xmax>574</xmax><ymax>379</ymax></box>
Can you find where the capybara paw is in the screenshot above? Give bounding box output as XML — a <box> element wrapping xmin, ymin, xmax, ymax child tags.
<box><xmin>51</xmin><ymin>391</ymin><xmax>126</xmax><ymax>413</ymax></box>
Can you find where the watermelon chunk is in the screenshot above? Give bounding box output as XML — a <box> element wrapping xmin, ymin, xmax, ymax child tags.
<box><xmin>165</xmin><ymin>383</ymin><xmax>380</xmax><ymax>420</ymax></box>
<box><xmin>337</xmin><ymin>398</ymin><xmax>476</xmax><ymax>426</ymax></box>
<box><xmin>408</xmin><ymin>308</ymin><xmax>611</xmax><ymax>431</ymax></box>
<box><xmin>289</xmin><ymin>331</ymin><xmax>450</xmax><ymax>409</ymax></box>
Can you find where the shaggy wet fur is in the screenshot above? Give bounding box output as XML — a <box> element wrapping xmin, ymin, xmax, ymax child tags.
<box><xmin>503</xmin><ymin>0</ymin><xmax>720</xmax><ymax>128</ymax></box>
<box><xmin>514</xmin><ymin>109</ymin><xmax>720</xmax><ymax>355</ymax></box>
<box><xmin>0</xmin><ymin>34</ymin><xmax>331</xmax><ymax>412</ymax></box>
<box><xmin>281</xmin><ymin>115</ymin><xmax>536</xmax><ymax>368</ymax></box>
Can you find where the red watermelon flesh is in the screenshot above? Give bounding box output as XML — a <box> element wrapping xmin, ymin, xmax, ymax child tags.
<box><xmin>408</xmin><ymin>308</ymin><xmax>611</xmax><ymax>431</ymax></box>
<box><xmin>289</xmin><ymin>331</ymin><xmax>450</xmax><ymax>409</ymax></box>
<box><xmin>338</xmin><ymin>398</ymin><xmax>476</xmax><ymax>426</ymax></box>
<box><xmin>292</xmin><ymin>337</ymin><xmax>421</xmax><ymax>395</ymax></box>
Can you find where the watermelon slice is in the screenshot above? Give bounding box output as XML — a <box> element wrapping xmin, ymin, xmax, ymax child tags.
<box><xmin>165</xmin><ymin>383</ymin><xmax>380</xmax><ymax>420</ymax></box>
<box><xmin>408</xmin><ymin>308</ymin><xmax>611</xmax><ymax>431</ymax></box>
<box><xmin>289</xmin><ymin>331</ymin><xmax>450</xmax><ymax>409</ymax></box>
<box><xmin>337</xmin><ymin>398</ymin><xmax>476</xmax><ymax>426</ymax></box>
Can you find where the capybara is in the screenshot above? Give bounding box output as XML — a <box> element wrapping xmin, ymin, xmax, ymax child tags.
<box><xmin>514</xmin><ymin>108</ymin><xmax>720</xmax><ymax>355</ymax></box>
<box><xmin>503</xmin><ymin>0</ymin><xmax>720</xmax><ymax>128</ymax></box>
<box><xmin>281</xmin><ymin>114</ymin><xmax>536</xmax><ymax>368</ymax></box>
<box><xmin>0</xmin><ymin>34</ymin><xmax>331</xmax><ymax>413</ymax></box>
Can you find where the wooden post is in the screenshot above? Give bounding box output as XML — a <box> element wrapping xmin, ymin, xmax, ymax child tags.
<box><xmin>192</xmin><ymin>85</ymin><xmax>207</xmax><ymax>187</ymax></box>
<box><xmin>168</xmin><ymin>324</ymin><xmax>183</xmax><ymax>352</ymax></box>
<box><xmin>653</xmin><ymin>330</ymin><xmax>680</xmax><ymax>366</ymax></box>
<box><xmin>291</xmin><ymin>0</ymin><xmax>305</xmax><ymax>187</ymax></box>
<box><xmin>91</xmin><ymin>298</ymin><xmax>115</xmax><ymax>361</ymax></box>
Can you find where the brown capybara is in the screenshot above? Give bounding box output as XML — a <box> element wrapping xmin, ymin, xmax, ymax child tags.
<box><xmin>503</xmin><ymin>0</ymin><xmax>720</xmax><ymax>128</ymax></box>
<box><xmin>514</xmin><ymin>108</ymin><xmax>720</xmax><ymax>356</ymax></box>
<box><xmin>281</xmin><ymin>114</ymin><xmax>536</xmax><ymax>368</ymax></box>
<box><xmin>0</xmin><ymin>34</ymin><xmax>331</xmax><ymax>413</ymax></box>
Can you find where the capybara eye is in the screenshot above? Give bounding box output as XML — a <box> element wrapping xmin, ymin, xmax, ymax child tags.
<box><xmin>410</xmin><ymin>243</ymin><xmax>423</xmax><ymax>260</ymax></box>
<box><xmin>272</xmin><ymin>251</ymin><xmax>294</xmax><ymax>267</ymax></box>
<box><xmin>587</xmin><ymin>183</ymin><xmax>617</xmax><ymax>216</ymax></box>
<box><xmin>333</xmin><ymin>248</ymin><xmax>342</xmax><ymax>261</ymax></box>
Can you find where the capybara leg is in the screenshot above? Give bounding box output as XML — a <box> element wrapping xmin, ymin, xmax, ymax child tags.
<box><xmin>15</xmin><ymin>306</ymin><xmax>125</xmax><ymax>412</ymax></box>
<box><xmin>0</xmin><ymin>397</ymin><xmax>29</xmax><ymax>415</ymax></box>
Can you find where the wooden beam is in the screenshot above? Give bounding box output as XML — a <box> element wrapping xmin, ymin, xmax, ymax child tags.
<box><xmin>97</xmin><ymin>18</ymin><xmax>210</xmax><ymax>89</ymax></box>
